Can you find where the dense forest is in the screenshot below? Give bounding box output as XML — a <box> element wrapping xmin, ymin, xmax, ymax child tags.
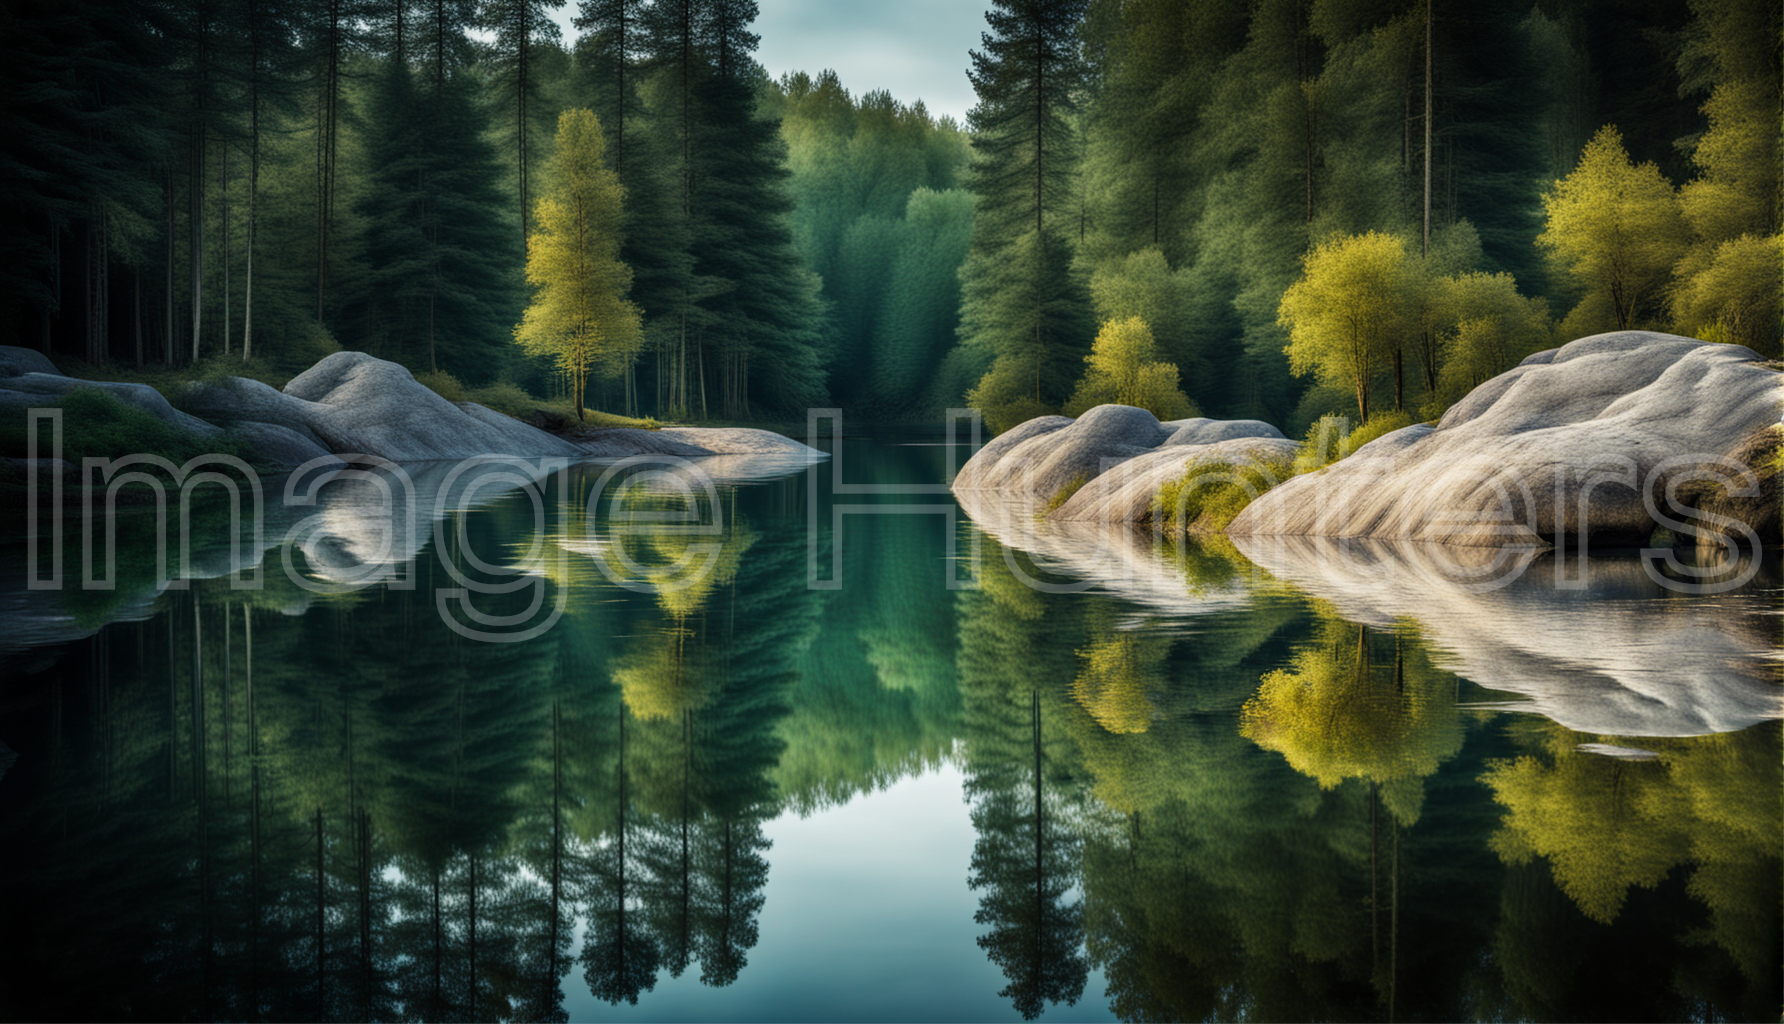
<box><xmin>0</xmin><ymin>0</ymin><xmax>1776</xmax><ymax>430</ymax></box>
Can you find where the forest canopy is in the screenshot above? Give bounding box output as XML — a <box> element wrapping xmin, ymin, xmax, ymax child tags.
<box><xmin>0</xmin><ymin>0</ymin><xmax>1775</xmax><ymax>430</ymax></box>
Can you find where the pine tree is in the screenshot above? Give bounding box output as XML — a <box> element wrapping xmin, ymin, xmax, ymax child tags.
<box><xmin>353</xmin><ymin>61</ymin><xmax>518</xmax><ymax>380</ymax></box>
<box><xmin>958</xmin><ymin>0</ymin><xmax>1095</xmax><ymax>431</ymax></box>
<box><xmin>480</xmin><ymin>0</ymin><xmax>566</xmax><ymax>248</ymax></box>
<box><xmin>516</xmin><ymin>108</ymin><xmax>643</xmax><ymax>419</ymax></box>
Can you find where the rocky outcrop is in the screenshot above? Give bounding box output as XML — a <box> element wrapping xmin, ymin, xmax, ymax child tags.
<box><xmin>1229</xmin><ymin>331</ymin><xmax>1784</xmax><ymax>546</ymax></box>
<box><xmin>953</xmin><ymin>404</ymin><xmax>1287</xmax><ymax>505</ymax></box>
<box><xmin>1229</xmin><ymin>534</ymin><xmax>1783</xmax><ymax>737</ymax></box>
<box><xmin>1051</xmin><ymin>436</ymin><xmax>1299</xmax><ymax>523</ymax></box>
<box><xmin>0</xmin><ymin>348</ymin><xmax>822</xmax><ymax>469</ymax></box>
<box><xmin>654</xmin><ymin>427</ymin><xmax>824</xmax><ymax>457</ymax></box>
<box><xmin>0</xmin><ymin>347</ymin><xmax>61</xmax><ymax>379</ymax></box>
<box><xmin>0</xmin><ymin>372</ymin><xmax>223</xmax><ymax>436</ymax></box>
<box><xmin>271</xmin><ymin>352</ymin><xmax>586</xmax><ymax>462</ymax></box>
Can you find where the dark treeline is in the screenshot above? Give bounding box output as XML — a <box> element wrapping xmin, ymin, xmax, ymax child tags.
<box><xmin>0</xmin><ymin>0</ymin><xmax>835</xmax><ymax>418</ymax></box>
<box><xmin>1</xmin><ymin>0</ymin><xmax>1775</xmax><ymax>427</ymax></box>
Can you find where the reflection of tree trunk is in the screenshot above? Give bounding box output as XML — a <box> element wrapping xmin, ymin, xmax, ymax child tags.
<box><xmin>431</xmin><ymin>863</ymin><xmax>443</xmax><ymax>1019</ymax></box>
<box><xmin>357</xmin><ymin>808</ymin><xmax>373</xmax><ymax>1010</ymax></box>
<box><xmin>720</xmin><ymin>818</ymin><xmax>734</xmax><ymax>964</ymax></box>
<box><xmin>679</xmin><ymin>709</ymin><xmax>692</xmax><ymax>968</ymax></box>
<box><xmin>1393</xmin><ymin>632</ymin><xmax>1404</xmax><ymax>694</ymax></box>
<box><xmin>1389</xmin><ymin>824</ymin><xmax>1399</xmax><ymax>1023</ymax></box>
<box><xmin>168</xmin><ymin>609</ymin><xmax>176</xmax><ymax>799</ymax></box>
<box><xmin>618</xmin><ymin>708</ymin><xmax>630</xmax><ymax>984</ymax></box>
<box><xmin>315</xmin><ymin>806</ymin><xmax>326</xmax><ymax>1016</ymax></box>
<box><xmin>248</xmin><ymin>605</ymin><xmax>260</xmax><ymax>1019</ymax></box>
<box><xmin>468</xmin><ymin>852</ymin><xmax>479</xmax><ymax>1019</ymax></box>
<box><xmin>223</xmin><ymin>601</ymin><xmax>231</xmax><ymax>808</ymax></box>
<box><xmin>1370</xmin><ymin>781</ymin><xmax>1379</xmax><ymax>969</ymax></box>
<box><xmin>548</xmin><ymin>700</ymin><xmax>562</xmax><ymax>1009</ymax></box>
<box><xmin>1032</xmin><ymin>688</ymin><xmax>1043</xmax><ymax>996</ymax></box>
<box><xmin>193</xmin><ymin>598</ymin><xmax>204</xmax><ymax>799</ymax></box>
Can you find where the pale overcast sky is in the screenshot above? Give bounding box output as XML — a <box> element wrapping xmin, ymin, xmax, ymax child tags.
<box><xmin>547</xmin><ymin>1</ymin><xmax>990</xmax><ymax>123</ymax></box>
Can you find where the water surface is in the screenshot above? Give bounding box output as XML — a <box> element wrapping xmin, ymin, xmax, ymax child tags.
<box><xmin>1</xmin><ymin>430</ymin><xmax>1778</xmax><ymax>1022</ymax></box>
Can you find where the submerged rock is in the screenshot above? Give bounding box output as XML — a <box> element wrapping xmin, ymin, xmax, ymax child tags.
<box><xmin>1229</xmin><ymin>331</ymin><xmax>1783</xmax><ymax>546</ymax></box>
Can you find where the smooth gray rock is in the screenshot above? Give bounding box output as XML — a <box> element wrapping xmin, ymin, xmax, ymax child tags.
<box><xmin>0</xmin><ymin>373</ymin><xmax>222</xmax><ymax>436</ymax></box>
<box><xmin>279</xmin><ymin>352</ymin><xmax>583</xmax><ymax>461</ymax></box>
<box><xmin>1229</xmin><ymin>331</ymin><xmax>1784</xmax><ymax>546</ymax></box>
<box><xmin>951</xmin><ymin>415</ymin><xmax>1072</xmax><ymax>490</ymax></box>
<box><xmin>572</xmin><ymin>428</ymin><xmax>715</xmax><ymax>458</ymax></box>
<box><xmin>655</xmin><ymin>427</ymin><xmax>824</xmax><ymax>457</ymax></box>
<box><xmin>0</xmin><ymin>346</ymin><xmax>61</xmax><ymax>378</ymax></box>
<box><xmin>1160</xmin><ymin>417</ymin><xmax>1286</xmax><ymax>446</ymax></box>
<box><xmin>1052</xmin><ymin>436</ymin><xmax>1301</xmax><ymax>523</ymax></box>
<box><xmin>1229</xmin><ymin>533</ymin><xmax>1783</xmax><ymax>737</ymax></box>
<box><xmin>231</xmin><ymin>421</ymin><xmax>343</xmax><ymax>469</ymax></box>
<box><xmin>954</xmin><ymin>404</ymin><xmax>1172</xmax><ymax>498</ymax></box>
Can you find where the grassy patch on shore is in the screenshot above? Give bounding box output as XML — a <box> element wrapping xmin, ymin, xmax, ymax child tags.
<box><xmin>0</xmin><ymin>388</ymin><xmax>253</xmax><ymax>468</ymax></box>
<box><xmin>415</xmin><ymin>370</ymin><xmax>658</xmax><ymax>432</ymax></box>
<box><xmin>1153</xmin><ymin>453</ymin><xmax>1296</xmax><ymax>534</ymax></box>
<box><xmin>1041</xmin><ymin>472</ymin><xmax>1090</xmax><ymax>516</ymax></box>
<box><xmin>1294</xmin><ymin>410</ymin><xmax>1416</xmax><ymax>474</ymax></box>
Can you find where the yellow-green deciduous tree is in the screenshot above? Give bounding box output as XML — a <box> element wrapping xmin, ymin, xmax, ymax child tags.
<box><xmin>515</xmin><ymin>108</ymin><xmax>644</xmax><ymax>420</ymax></box>
<box><xmin>1089</xmin><ymin>247</ymin><xmax>1196</xmax><ymax>389</ymax></box>
<box><xmin>1670</xmin><ymin>233</ymin><xmax>1782</xmax><ymax>352</ymax></box>
<box><xmin>1430</xmin><ymin>271</ymin><xmax>1553</xmax><ymax>411</ymax></box>
<box><xmin>1064</xmin><ymin>316</ymin><xmax>1195</xmax><ymax>420</ymax></box>
<box><xmin>1278</xmin><ymin>231</ymin><xmax>1418</xmax><ymax>425</ymax></box>
<box><xmin>1537</xmin><ymin>125</ymin><xmax>1687</xmax><ymax>335</ymax></box>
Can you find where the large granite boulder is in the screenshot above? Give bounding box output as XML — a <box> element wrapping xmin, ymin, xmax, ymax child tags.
<box><xmin>0</xmin><ymin>346</ymin><xmax>61</xmax><ymax>378</ymax></box>
<box><xmin>1161</xmin><ymin>417</ymin><xmax>1286</xmax><ymax>446</ymax></box>
<box><xmin>953</xmin><ymin>404</ymin><xmax>1289</xmax><ymax>519</ymax></box>
<box><xmin>281</xmin><ymin>352</ymin><xmax>583</xmax><ymax>460</ymax></box>
<box><xmin>955</xmin><ymin>405</ymin><xmax>1175</xmax><ymax>497</ymax></box>
<box><xmin>1229</xmin><ymin>332</ymin><xmax>1783</xmax><ymax>546</ymax></box>
<box><xmin>0</xmin><ymin>372</ymin><xmax>222</xmax><ymax>436</ymax></box>
<box><xmin>1052</xmin><ymin>436</ymin><xmax>1300</xmax><ymax>523</ymax></box>
<box><xmin>188</xmin><ymin>352</ymin><xmax>583</xmax><ymax>463</ymax></box>
<box><xmin>571</xmin><ymin>428</ymin><xmax>713</xmax><ymax>458</ymax></box>
<box><xmin>654</xmin><ymin>427</ymin><xmax>824</xmax><ymax>457</ymax></box>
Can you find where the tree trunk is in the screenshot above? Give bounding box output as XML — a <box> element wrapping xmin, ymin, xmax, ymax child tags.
<box><xmin>222</xmin><ymin>141</ymin><xmax>230</xmax><ymax>355</ymax></box>
<box><xmin>165</xmin><ymin>168</ymin><xmax>175</xmax><ymax>365</ymax></box>
<box><xmin>1392</xmin><ymin>347</ymin><xmax>1403</xmax><ymax>412</ymax></box>
<box><xmin>1422</xmin><ymin>0</ymin><xmax>1432</xmax><ymax>258</ymax></box>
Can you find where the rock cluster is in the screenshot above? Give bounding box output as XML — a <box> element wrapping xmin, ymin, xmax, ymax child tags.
<box><xmin>0</xmin><ymin>347</ymin><xmax>821</xmax><ymax>469</ymax></box>
<box><xmin>1229</xmin><ymin>331</ymin><xmax>1783</xmax><ymax>546</ymax></box>
<box><xmin>952</xmin><ymin>403</ymin><xmax>1290</xmax><ymax>523</ymax></box>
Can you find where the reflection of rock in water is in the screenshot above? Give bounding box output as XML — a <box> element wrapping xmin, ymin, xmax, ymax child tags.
<box><xmin>954</xmin><ymin>486</ymin><xmax>1258</xmax><ymax>618</ymax></box>
<box><xmin>2</xmin><ymin>452</ymin><xmax>825</xmax><ymax>653</ymax></box>
<box><xmin>1230</xmin><ymin>534</ymin><xmax>1783</xmax><ymax>737</ymax></box>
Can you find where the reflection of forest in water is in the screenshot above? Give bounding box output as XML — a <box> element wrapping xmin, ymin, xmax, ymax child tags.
<box><xmin>1</xmin><ymin>446</ymin><xmax>1778</xmax><ymax>1022</ymax></box>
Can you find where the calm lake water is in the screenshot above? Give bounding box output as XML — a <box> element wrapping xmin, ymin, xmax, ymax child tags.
<box><xmin>1</xmin><ymin>429</ymin><xmax>1779</xmax><ymax>1022</ymax></box>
